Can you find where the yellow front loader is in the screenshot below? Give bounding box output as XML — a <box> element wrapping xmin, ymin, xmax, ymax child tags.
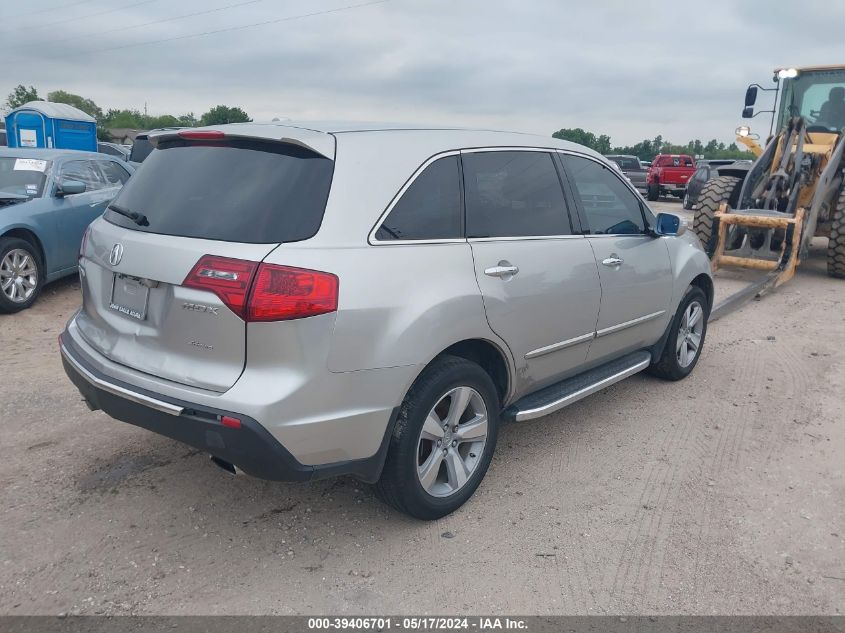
<box><xmin>693</xmin><ymin>65</ymin><xmax>845</xmax><ymax>311</ymax></box>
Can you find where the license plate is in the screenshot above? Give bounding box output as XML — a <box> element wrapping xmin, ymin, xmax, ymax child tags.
<box><xmin>109</xmin><ymin>274</ymin><xmax>149</xmax><ymax>321</ymax></box>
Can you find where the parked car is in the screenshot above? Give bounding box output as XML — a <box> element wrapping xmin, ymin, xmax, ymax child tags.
<box><xmin>646</xmin><ymin>154</ymin><xmax>696</xmax><ymax>201</ymax></box>
<box><xmin>60</xmin><ymin>123</ymin><xmax>713</xmax><ymax>519</ymax></box>
<box><xmin>128</xmin><ymin>127</ymin><xmax>186</xmax><ymax>167</ymax></box>
<box><xmin>97</xmin><ymin>142</ymin><xmax>131</xmax><ymax>161</ymax></box>
<box><xmin>605</xmin><ymin>154</ymin><xmax>648</xmax><ymax>192</ymax></box>
<box><xmin>683</xmin><ymin>161</ymin><xmax>752</xmax><ymax>210</ymax></box>
<box><xmin>641</xmin><ymin>160</ymin><xmax>651</xmax><ymax>168</ymax></box>
<box><xmin>0</xmin><ymin>148</ymin><xmax>133</xmax><ymax>312</ymax></box>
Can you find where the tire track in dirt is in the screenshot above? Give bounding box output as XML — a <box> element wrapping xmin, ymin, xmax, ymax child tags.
<box><xmin>606</xmin><ymin>392</ymin><xmax>696</xmax><ymax>611</ymax></box>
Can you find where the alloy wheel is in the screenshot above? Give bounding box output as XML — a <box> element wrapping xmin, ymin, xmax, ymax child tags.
<box><xmin>416</xmin><ymin>386</ymin><xmax>488</xmax><ymax>497</ymax></box>
<box><xmin>0</xmin><ymin>249</ymin><xmax>38</xmax><ymax>304</ymax></box>
<box><xmin>676</xmin><ymin>300</ymin><xmax>704</xmax><ymax>368</ymax></box>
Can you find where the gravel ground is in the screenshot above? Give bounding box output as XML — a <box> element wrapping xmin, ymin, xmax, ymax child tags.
<box><xmin>2</xmin><ymin>200</ymin><xmax>843</xmax><ymax>615</ymax></box>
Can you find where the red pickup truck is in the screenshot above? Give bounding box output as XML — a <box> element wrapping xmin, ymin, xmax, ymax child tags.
<box><xmin>646</xmin><ymin>154</ymin><xmax>696</xmax><ymax>201</ymax></box>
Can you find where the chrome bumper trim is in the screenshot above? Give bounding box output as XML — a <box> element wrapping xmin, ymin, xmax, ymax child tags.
<box><xmin>60</xmin><ymin>341</ymin><xmax>184</xmax><ymax>417</ymax></box>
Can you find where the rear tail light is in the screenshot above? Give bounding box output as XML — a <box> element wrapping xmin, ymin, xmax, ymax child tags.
<box><xmin>183</xmin><ymin>255</ymin><xmax>258</xmax><ymax>319</ymax></box>
<box><xmin>183</xmin><ymin>256</ymin><xmax>338</xmax><ymax>322</ymax></box>
<box><xmin>247</xmin><ymin>264</ymin><xmax>338</xmax><ymax>322</ymax></box>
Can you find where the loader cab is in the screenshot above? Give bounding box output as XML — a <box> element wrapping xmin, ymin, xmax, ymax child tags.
<box><xmin>775</xmin><ymin>67</ymin><xmax>845</xmax><ymax>133</ymax></box>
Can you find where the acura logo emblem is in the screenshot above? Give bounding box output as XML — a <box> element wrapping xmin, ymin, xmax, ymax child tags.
<box><xmin>109</xmin><ymin>243</ymin><xmax>124</xmax><ymax>266</ymax></box>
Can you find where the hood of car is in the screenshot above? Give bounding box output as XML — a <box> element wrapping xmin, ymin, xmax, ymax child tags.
<box><xmin>0</xmin><ymin>192</ymin><xmax>30</xmax><ymax>208</ymax></box>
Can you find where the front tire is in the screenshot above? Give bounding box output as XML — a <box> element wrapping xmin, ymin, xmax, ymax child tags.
<box><xmin>683</xmin><ymin>193</ymin><xmax>692</xmax><ymax>210</ymax></box>
<box><xmin>827</xmin><ymin>189</ymin><xmax>845</xmax><ymax>279</ymax></box>
<box><xmin>693</xmin><ymin>175</ymin><xmax>740</xmax><ymax>253</ymax></box>
<box><xmin>375</xmin><ymin>355</ymin><xmax>500</xmax><ymax>520</ymax></box>
<box><xmin>649</xmin><ymin>286</ymin><xmax>709</xmax><ymax>381</ymax></box>
<box><xmin>0</xmin><ymin>238</ymin><xmax>42</xmax><ymax>314</ymax></box>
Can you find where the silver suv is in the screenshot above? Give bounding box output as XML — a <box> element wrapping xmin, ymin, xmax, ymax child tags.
<box><xmin>60</xmin><ymin>123</ymin><xmax>713</xmax><ymax>519</ymax></box>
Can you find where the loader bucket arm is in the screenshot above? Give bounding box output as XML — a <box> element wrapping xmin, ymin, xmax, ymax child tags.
<box><xmin>802</xmin><ymin>133</ymin><xmax>845</xmax><ymax>258</ymax></box>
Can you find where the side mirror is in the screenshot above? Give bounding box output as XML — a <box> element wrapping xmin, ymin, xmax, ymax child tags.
<box><xmin>741</xmin><ymin>106</ymin><xmax>754</xmax><ymax>119</ymax></box>
<box><xmin>744</xmin><ymin>85</ymin><xmax>758</xmax><ymax>107</ymax></box>
<box><xmin>653</xmin><ymin>212</ymin><xmax>686</xmax><ymax>237</ymax></box>
<box><xmin>57</xmin><ymin>180</ymin><xmax>86</xmax><ymax>197</ymax></box>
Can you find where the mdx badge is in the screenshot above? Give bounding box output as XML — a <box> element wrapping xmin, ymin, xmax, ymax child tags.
<box><xmin>109</xmin><ymin>243</ymin><xmax>124</xmax><ymax>266</ymax></box>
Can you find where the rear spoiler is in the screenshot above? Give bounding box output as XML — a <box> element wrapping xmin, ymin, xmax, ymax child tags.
<box><xmin>147</xmin><ymin>126</ymin><xmax>336</xmax><ymax>160</ymax></box>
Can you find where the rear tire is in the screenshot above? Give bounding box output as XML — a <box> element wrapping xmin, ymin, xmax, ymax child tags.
<box><xmin>683</xmin><ymin>193</ymin><xmax>692</xmax><ymax>210</ymax></box>
<box><xmin>646</xmin><ymin>183</ymin><xmax>659</xmax><ymax>201</ymax></box>
<box><xmin>827</xmin><ymin>189</ymin><xmax>845</xmax><ymax>279</ymax></box>
<box><xmin>0</xmin><ymin>237</ymin><xmax>43</xmax><ymax>314</ymax></box>
<box><xmin>648</xmin><ymin>286</ymin><xmax>709</xmax><ymax>381</ymax></box>
<box><xmin>693</xmin><ymin>175</ymin><xmax>741</xmax><ymax>254</ymax></box>
<box><xmin>375</xmin><ymin>355</ymin><xmax>500</xmax><ymax>520</ymax></box>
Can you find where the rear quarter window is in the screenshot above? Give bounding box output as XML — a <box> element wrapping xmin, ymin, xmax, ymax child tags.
<box><xmin>105</xmin><ymin>139</ymin><xmax>334</xmax><ymax>244</ymax></box>
<box><xmin>375</xmin><ymin>155</ymin><xmax>462</xmax><ymax>241</ymax></box>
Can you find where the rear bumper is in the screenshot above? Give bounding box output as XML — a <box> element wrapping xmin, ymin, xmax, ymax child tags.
<box><xmin>658</xmin><ymin>183</ymin><xmax>687</xmax><ymax>192</ymax></box>
<box><xmin>60</xmin><ymin>332</ymin><xmax>396</xmax><ymax>483</ymax></box>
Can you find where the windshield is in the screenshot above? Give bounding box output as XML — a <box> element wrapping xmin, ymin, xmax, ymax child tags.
<box><xmin>778</xmin><ymin>69</ymin><xmax>845</xmax><ymax>131</ymax></box>
<box><xmin>105</xmin><ymin>139</ymin><xmax>334</xmax><ymax>243</ymax></box>
<box><xmin>0</xmin><ymin>157</ymin><xmax>50</xmax><ymax>199</ymax></box>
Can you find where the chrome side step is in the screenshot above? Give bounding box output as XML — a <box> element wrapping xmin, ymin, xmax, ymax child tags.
<box><xmin>506</xmin><ymin>350</ymin><xmax>652</xmax><ymax>422</ymax></box>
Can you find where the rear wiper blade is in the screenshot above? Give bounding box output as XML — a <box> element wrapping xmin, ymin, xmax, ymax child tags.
<box><xmin>109</xmin><ymin>203</ymin><xmax>149</xmax><ymax>227</ymax></box>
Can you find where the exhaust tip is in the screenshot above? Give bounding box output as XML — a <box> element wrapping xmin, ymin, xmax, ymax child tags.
<box><xmin>209</xmin><ymin>455</ymin><xmax>240</xmax><ymax>475</ymax></box>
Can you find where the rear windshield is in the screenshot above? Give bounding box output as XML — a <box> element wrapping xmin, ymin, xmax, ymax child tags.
<box><xmin>610</xmin><ymin>157</ymin><xmax>639</xmax><ymax>170</ymax></box>
<box><xmin>105</xmin><ymin>139</ymin><xmax>334</xmax><ymax>244</ymax></box>
<box><xmin>128</xmin><ymin>137</ymin><xmax>154</xmax><ymax>163</ymax></box>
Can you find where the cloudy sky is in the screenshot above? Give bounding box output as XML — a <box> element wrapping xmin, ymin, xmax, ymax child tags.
<box><xmin>2</xmin><ymin>0</ymin><xmax>840</xmax><ymax>145</ymax></box>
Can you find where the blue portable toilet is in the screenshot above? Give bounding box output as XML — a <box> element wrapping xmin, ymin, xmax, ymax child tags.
<box><xmin>5</xmin><ymin>101</ymin><xmax>97</xmax><ymax>151</ymax></box>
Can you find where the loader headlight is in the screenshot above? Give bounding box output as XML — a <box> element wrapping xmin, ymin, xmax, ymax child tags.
<box><xmin>777</xmin><ymin>68</ymin><xmax>798</xmax><ymax>79</ymax></box>
<box><xmin>736</xmin><ymin>126</ymin><xmax>751</xmax><ymax>137</ymax></box>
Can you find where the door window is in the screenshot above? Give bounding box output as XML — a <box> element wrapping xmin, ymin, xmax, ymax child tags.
<box><xmin>463</xmin><ymin>151</ymin><xmax>572</xmax><ymax>238</ymax></box>
<box><xmin>562</xmin><ymin>155</ymin><xmax>646</xmax><ymax>235</ymax></box>
<box><xmin>97</xmin><ymin>160</ymin><xmax>131</xmax><ymax>187</ymax></box>
<box><xmin>375</xmin><ymin>155</ymin><xmax>462</xmax><ymax>241</ymax></box>
<box><xmin>59</xmin><ymin>160</ymin><xmax>104</xmax><ymax>192</ymax></box>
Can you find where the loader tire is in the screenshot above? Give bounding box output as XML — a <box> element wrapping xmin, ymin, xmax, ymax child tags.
<box><xmin>828</xmin><ymin>189</ymin><xmax>845</xmax><ymax>279</ymax></box>
<box><xmin>693</xmin><ymin>175</ymin><xmax>741</xmax><ymax>256</ymax></box>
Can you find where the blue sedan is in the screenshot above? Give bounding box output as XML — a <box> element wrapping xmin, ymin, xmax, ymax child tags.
<box><xmin>0</xmin><ymin>148</ymin><xmax>134</xmax><ymax>312</ymax></box>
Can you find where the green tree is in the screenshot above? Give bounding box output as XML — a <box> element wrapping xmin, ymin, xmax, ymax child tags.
<box><xmin>199</xmin><ymin>105</ymin><xmax>251</xmax><ymax>126</ymax></box>
<box><xmin>552</xmin><ymin>127</ymin><xmax>610</xmax><ymax>154</ymax></box>
<box><xmin>178</xmin><ymin>112</ymin><xmax>198</xmax><ymax>127</ymax></box>
<box><xmin>47</xmin><ymin>90</ymin><xmax>103</xmax><ymax>120</ymax></box>
<box><xmin>4</xmin><ymin>84</ymin><xmax>40</xmax><ymax>111</ymax></box>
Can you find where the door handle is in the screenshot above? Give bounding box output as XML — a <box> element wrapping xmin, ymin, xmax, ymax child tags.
<box><xmin>484</xmin><ymin>264</ymin><xmax>519</xmax><ymax>278</ymax></box>
<box><xmin>601</xmin><ymin>255</ymin><xmax>624</xmax><ymax>267</ymax></box>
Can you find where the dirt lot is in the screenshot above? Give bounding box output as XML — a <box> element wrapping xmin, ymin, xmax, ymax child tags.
<box><xmin>2</xmin><ymin>201</ymin><xmax>844</xmax><ymax>615</ymax></box>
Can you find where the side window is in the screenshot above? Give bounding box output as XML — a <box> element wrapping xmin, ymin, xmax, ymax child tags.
<box><xmin>463</xmin><ymin>151</ymin><xmax>571</xmax><ymax>238</ymax></box>
<box><xmin>98</xmin><ymin>160</ymin><xmax>131</xmax><ymax>187</ymax></box>
<box><xmin>59</xmin><ymin>160</ymin><xmax>103</xmax><ymax>192</ymax></box>
<box><xmin>376</xmin><ymin>155</ymin><xmax>462</xmax><ymax>241</ymax></box>
<box><xmin>562</xmin><ymin>155</ymin><xmax>646</xmax><ymax>235</ymax></box>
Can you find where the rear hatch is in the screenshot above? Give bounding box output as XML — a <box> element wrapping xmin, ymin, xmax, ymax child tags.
<box><xmin>75</xmin><ymin>132</ymin><xmax>335</xmax><ymax>392</ymax></box>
